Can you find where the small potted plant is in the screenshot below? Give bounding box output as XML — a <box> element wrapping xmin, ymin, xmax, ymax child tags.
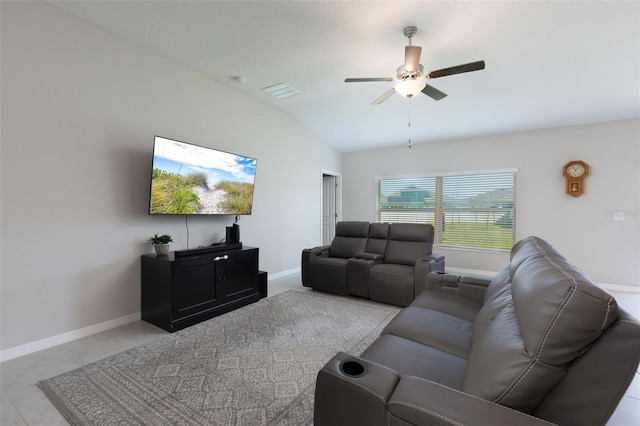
<box><xmin>147</xmin><ymin>233</ymin><xmax>173</xmax><ymax>255</ymax></box>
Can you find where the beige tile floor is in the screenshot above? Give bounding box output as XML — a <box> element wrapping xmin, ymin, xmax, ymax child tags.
<box><xmin>1</xmin><ymin>274</ymin><xmax>639</xmax><ymax>425</ymax></box>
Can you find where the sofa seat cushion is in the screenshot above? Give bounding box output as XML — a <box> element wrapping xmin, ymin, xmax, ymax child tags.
<box><xmin>381</xmin><ymin>307</ymin><xmax>474</xmax><ymax>359</ymax></box>
<box><xmin>361</xmin><ymin>334</ymin><xmax>467</xmax><ymax>390</ymax></box>
<box><xmin>307</xmin><ymin>257</ymin><xmax>349</xmax><ymax>294</ymax></box>
<box><xmin>369</xmin><ymin>264</ymin><xmax>416</xmax><ymax>307</ymax></box>
<box><xmin>370</xmin><ymin>262</ymin><xmax>415</xmax><ymax>277</ymax></box>
<box><xmin>411</xmin><ymin>290</ymin><xmax>482</xmax><ymax>322</ymax></box>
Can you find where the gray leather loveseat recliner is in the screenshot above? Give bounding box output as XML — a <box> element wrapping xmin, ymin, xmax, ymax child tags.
<box><xmin>302</xmin><ymin>221</ymin><xmax>445</xmax><ymax>306</ymax></box>
<box><xmin>314</xmin><ymin>236</ymin><xmax>640</xmax><ymax>426</ymax></box>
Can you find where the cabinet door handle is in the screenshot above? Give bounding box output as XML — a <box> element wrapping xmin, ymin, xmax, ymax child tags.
<box><xmin>213</xmin><ymin>255</ymin><xmax>229</xmax><ymax>262</ymax></box>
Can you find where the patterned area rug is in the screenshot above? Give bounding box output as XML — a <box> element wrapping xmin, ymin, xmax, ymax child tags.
<box><xmin>39</xmin><ymin>290</ymin><xmax>399</xmax><ymax>425</ymax></box>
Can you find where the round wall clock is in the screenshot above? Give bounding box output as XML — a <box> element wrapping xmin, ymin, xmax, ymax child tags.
<box><xmin>562</xmin><ymin>160</ymin><xmax>589</xmax><ymax>197</ymax></box>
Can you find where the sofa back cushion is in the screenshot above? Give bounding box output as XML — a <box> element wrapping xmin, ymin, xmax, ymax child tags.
<box><xmin>364</xmin><ymin>223</ymin><xmax>390</xmax><ymax>255</ymax></box>
<box><xmin>464</xmin><ymin>236</ymin><xmax>618</xmax><ymax>413</ymax></box>
<box><xmin>329</xmin><ymin>221</ymin><xmax>370</xmax><ymax>258</ymax></box>
<box><xmin>384</xmin><ymin>224</ymin><xmax>434</xmax><ymax>266</ymax></box>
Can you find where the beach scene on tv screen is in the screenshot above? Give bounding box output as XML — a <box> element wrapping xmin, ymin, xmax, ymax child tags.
<box><xmin>150</xmin><ymin>137</ymin><xmax>256</xmax><ymax>215</ymax></box>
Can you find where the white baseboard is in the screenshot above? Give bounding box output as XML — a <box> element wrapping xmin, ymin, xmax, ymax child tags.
<box><xmin>267</xmin><ymin>267</ymin><xmax>300</xmax><ymax>281</ymax></box>
<box><xmin>1</xmin><ymin>270</ymin><xmax>302</xmax><ymax>363</ymax></box>
<box><xmin>0</xmin><ymin>312</ymin><xmax>140</xmax><ymax>363</ymax></box>
<box><xmin>601</xmin><ymin>283</ymin><xmax>640</xmax><ymax>294</ymax></box>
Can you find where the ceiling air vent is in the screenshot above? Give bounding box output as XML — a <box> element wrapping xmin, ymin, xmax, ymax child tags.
<box><xmin>261</xmin><ymin>82</ymin><xmax>301</xmax><ymax>99</ymax></box>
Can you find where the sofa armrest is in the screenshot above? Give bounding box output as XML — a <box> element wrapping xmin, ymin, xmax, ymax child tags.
<box><xmin>347</xmin><ymin>256</ymin><xmax>383</xmax><ymax>298</ymax></box>
<box><xmin>353</xmin><ymin>251</ymin><xmax>384</xmax><ymax>261</ymax></box>
<box><xmin>414</xmin><ymin>254</ymin><xmax>445</xmax><ymax>294</ymax></box>
<box><xmin>458</xmin><ymin>274</ymin><xmax>492</xmax><ymax>302</ymax></box>
<box><xmin>301</xmin><ymin>246</ymin><xmax>329</xmax><ymax>271</ymax></box>
<box><xmin>301</xmin><ymin>245</ymin><xmax>330</xmax><ymax>287</ymax></box>
<box><xmin>315</xmin><ymin>352</ymin><xmax>400</xmax><ymax>426</ymax></box>
<box><xmin>425</xmin><ymin>253</ymin><xmax>445</xmax><ymax>271</ymax></box>
<box><xmin>308</xmin><ymin>245</ymin><xmax>330</xmax><ymax>255</ymax></box>
<box><xmin>425</xmin><ymin>271</ymin><xmax>461</xmax><ymax>290</ymax></box>
<box><xmin>388</xmin><ymin>375</ymin><xmax>558</xmax><ymax>426</ymax></box>
<box><xmin>425</xmin><ymin>272</ymin><xmax>492</xmax><ymax>302</ymax></box>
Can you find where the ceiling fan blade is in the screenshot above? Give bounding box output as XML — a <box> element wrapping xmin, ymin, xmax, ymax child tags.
<box><xmin>404</xmin><ymin>46</ymin><xmax>422</xmax><ymax>72</ymax></box>
<box><xmin>345</xmin><ymin>77</ymin><xmax>394</xmax><ymax>83</ymax></box>
<box><xmin>371</xmin><ymin>88</ymin><xmax>396</xmax><ymax>105</ymax></box>
<box><xmin>421</xmin><ymin>84</ymin><xmax>447</xmax><ymax>101</ymax></box>
<box><xmin>427</xmin><ymin>60</ymin><xmax>485</xmax><ymax>79</ymax></box>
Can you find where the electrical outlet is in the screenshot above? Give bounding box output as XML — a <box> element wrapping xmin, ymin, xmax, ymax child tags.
<box><xmin>612</xmin><ymin>211</ymin><xmax>625</xmax><ymax>221</ymax></box>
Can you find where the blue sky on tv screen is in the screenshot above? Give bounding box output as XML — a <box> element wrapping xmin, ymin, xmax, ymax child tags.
<box><xmin>153</xmin><ymin>137</ymin><xmax>256</xmax><ymax>187</ymax></box>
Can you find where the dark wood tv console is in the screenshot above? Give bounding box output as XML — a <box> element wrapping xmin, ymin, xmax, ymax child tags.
<box><xmin>141</xmin><ymin>245</ymin><xmax>265</xmax><ymax>332</ymax></box>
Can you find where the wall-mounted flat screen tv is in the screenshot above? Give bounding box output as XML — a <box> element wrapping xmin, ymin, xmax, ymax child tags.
<box><xmin>149</xmin><ymin>136</ymin><xmax>257</xmax><ymax>215</ymax></box>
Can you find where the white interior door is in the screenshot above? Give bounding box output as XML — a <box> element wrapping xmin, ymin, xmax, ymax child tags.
<box><xmin>322</xmin><ymin>175</ymin><xmax>337</xmax><ymax>245</ymax></box>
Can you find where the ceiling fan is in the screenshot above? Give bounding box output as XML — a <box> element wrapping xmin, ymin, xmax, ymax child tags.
<box><xmin>345</xmin><ymin>26</ymin><xmax>485</xmax><ymax>104</ymax></box>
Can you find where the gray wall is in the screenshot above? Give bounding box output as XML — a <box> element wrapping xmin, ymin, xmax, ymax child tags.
<box><xmin>342</xmin><ymin>119</ymin><xmax>640</xmax><ymax>289</ymax></box>
<box><xmin>1</xmin><ymin>2</ymin><xmax>340</xmax><ymax>353</ymax></box>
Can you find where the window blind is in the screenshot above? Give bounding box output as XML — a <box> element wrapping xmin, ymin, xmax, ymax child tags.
<box><xmin>377</xmin><ymin>172</ymin><xmax>516</xmax><ymax>250</ymax></box>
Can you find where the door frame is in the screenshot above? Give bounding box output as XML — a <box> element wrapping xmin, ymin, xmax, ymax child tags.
<box><xmin>321</xmin><ymin>170</ymin><xmax>342</xmax><ymax>244</ymax></box>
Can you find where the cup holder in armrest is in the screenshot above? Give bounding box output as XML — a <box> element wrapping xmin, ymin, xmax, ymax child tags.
<box><xmin>339</xmin><ymin>360</ymin><xmax>366</xmax><ymax>378</ymax></box>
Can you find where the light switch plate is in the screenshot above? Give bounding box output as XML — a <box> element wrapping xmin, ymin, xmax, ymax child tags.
<box><xmin>612</xmin><ymin>211</ymin><xmax>625</xmax><ymax>221</ymax></box>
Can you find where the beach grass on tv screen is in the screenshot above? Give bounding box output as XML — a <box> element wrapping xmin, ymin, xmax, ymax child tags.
<box><xmin>215</xmin><ymin>181</ymin><xmax>254</xmax><ymax>214</ymax></box>
<box><xmin>150</xmin><ymin>169</ymin><xmax>205</xmax><ymax>214</ymax></box>
<box><xmin>150</xmin><ymin>168</ymin><xmax>254</xmax><ymax>215</ymax></box>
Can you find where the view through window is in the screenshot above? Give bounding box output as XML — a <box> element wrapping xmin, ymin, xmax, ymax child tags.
<box><xmin>377</xmin><ymin>171</ymin><xmax>516</xmax><ymax>250</ymax></box>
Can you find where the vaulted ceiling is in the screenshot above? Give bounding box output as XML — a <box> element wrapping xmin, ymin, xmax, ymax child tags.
<box><xmin>49</xmin><ymin>1</ymin><xmax>640</xmax><ymax>152</ymax></box>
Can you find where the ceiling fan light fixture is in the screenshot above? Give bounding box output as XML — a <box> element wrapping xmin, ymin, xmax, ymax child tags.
<box><xmin>344</xmin><ymin>26</ymin><xmax>484</xmax><ymax>105</ymax></box>
<box><xmin>394</xmin><ymin>78</ymin><xmax>426</xmax><ymax>98</ymax></box>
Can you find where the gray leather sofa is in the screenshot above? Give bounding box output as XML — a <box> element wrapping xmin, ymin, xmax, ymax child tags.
<box><xmin>302</xmin><ymin>221</ymin><xmax>445</xmax><ymax>306</ymax></box>
<box><xmin>314</xmin><ymin>236</ymin><xmax>640</xmax><ymax>426</ymax></box>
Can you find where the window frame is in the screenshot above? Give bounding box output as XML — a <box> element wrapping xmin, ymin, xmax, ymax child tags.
<box><xmin>376</xmin><ymin>169</ymin><xmax>517</xmax><ymax>251</ymax></box>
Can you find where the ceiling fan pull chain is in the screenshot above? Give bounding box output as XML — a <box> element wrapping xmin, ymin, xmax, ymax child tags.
<box><xmin>408</xmin><ymin>101</ymin><xmax>412</xmax><ymax>151</ymax></box>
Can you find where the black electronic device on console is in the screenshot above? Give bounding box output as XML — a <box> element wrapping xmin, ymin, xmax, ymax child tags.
<box><xmin>226</xmin><ymin>223</ymin><xmax>240</xmax><ymax>244</ymax></box>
